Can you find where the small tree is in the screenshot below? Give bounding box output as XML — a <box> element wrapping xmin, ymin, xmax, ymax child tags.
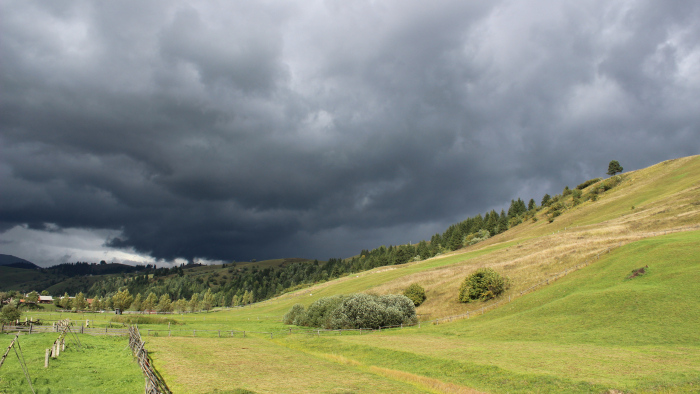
<box><xmin>1</xmin><ymin>305</ymin><xmax>21</xmax><ymax>324</ymax></box>
<box><xmin>458</xmin><ymin>268</ymin><xmax>507</xmax><ymax>302</ymax></box>
<box><xmin>104</xmin><ymin>296</ymin><xmax>113</xmax><ymax>310</ymax></box>
<box><xmin>607</xmin><ymin>160</ymin><xmax>623</xmax><ymax>176</ymax></box>
<box><xmin>403</xmin><ymin>283</ymin><xmax>427</xmax><ymax>306</ymax></box>
<box><xmin>173</xmin><ymin>298</ymin><xmax>187</xmax><ymax>313</ymax></box>
<box><xmin>26</xmin><ymin>291</ymin><xmax>39</xmax><ymax>304</ymax></box>
<box><xmin>112</xmin><ymin>289</ymin><xmax>134</xmax><ymax>310</ymax></box>
<box><xmin>201</xmin><ymin>289</ymin><xmax>214</xmax><ymax>312</ymax></box>
<box><xmin>91</xmin><ymin>298</ymin><xmax>102</xmax><ymax>312</ymax></box>
<box><xmin>142</xmin><ymin>292</ymin><xmax>158</xmax><ymax>311</ymax></box>
<box><xmin>74</xmin><ymin>292</ymin><xmax>88</xmax><ymax>310</ymax></box>
<box><xmin>188</xmin><ymin>293</ymin><xmax>199</xmax><ymax>312</ymax></box>
<box><xmin>156</xmin><ymin>294</ymin><xmax>172</xmax><ymax>312</ymax></box>
<box><xmin>131</xmin><ymin>293</ymin><xmax>143</xmax><ymax>311</ymax></box>
<box><xmin>60</xmin><ymin>293</ymin><xmax>71</xmax><ymax>309</ymax></box>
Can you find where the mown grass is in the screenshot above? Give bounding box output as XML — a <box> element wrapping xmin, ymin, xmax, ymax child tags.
<box><xmin>146</xmin><ymin>336</ymin><xmax>431</xmax><ymax>394</ymax></box>
<box><xmin>0</xmin><ymin>333</ymin><xmax>143</xmax><ymax>394</ymax></box>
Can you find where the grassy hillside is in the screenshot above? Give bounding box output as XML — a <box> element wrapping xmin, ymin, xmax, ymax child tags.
<box><xmin>6</xmin><ymin>155</ymin><xmax>699</xmax><ymax>393</ymax></box>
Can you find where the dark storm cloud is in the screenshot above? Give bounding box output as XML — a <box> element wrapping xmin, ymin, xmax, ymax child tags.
<box><xmin>1</xmin><ymin>0</ymin><xmax>699</xmax><ymax>265</ymax></box>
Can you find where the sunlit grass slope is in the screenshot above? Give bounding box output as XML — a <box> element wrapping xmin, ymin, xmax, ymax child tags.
<box><xmin>130</xmin><ymin>155</ymin><xmax>700</xmax><ymax>393</ymax></box>
<box><xmin>302</xmin><ymin>230</ymin><xmax>700</xmax><ymax>393</ymax></box>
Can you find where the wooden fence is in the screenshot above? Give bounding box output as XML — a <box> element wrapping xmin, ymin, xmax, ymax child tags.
<box><xmin>128</xmin><ymin>326</ymin><xmax>172</xmax><ymax>394</ymax></box>
<box><xmin>1</xmin><ymin>324</ymin><xmax>128</xmax><ymax>336</ymax></box>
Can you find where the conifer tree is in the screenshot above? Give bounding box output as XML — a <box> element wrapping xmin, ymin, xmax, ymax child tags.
<box><xmin>449</xmin><ymin>228</ymin><xmax>463</xmax><ymax>250</ymax></box>
<box><xmin>607</xmin><ymin>160</ymin><xmax>623</xmax><ymax>176</ymax></box>
<box><xmin>485</xmin><ymin>210</ymin><xmax>498</xmax><ymax>235</ymax></box>
<box><xmin>498</xmin><ymin>209</ymin><xmax>509</xmax><ymax>233</ymax></box>
<box><xmin>541</xmin><ymin>194</ymin><xmax>551</xmax><ymax>207</ymax></box>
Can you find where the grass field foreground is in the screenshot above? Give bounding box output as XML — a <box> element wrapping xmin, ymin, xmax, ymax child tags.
<box><xmin>0</xmin><ymin>333</ymin><xmax>143</xmax><ymax>394</ymax></box>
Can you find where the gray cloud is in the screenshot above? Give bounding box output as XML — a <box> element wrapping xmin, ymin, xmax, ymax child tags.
<box><xmin>1</xmin><ymin>0</ymin><xmax>699</xmax><ymax>266</ymax></box>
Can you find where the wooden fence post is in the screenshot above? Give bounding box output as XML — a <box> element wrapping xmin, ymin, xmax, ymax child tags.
<box><xmin>45</xmin><ymin>348</ymin><xmax>50</xmax><ymax>368</ymax></box>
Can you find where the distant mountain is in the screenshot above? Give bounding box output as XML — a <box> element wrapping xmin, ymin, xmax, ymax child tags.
<box><xmin>0</xmin><ymin>254</ymin><xmax>40</xmax><ymax>270</ymax></box>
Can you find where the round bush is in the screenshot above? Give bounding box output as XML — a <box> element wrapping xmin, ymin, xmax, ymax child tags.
<box><xmin>403</xmin><ymin>283</ymin><xmax>426</xmax><ymax>306</ymax></box>
<box><xmin>283</xmin><ymin>303</ymin><xmax>306</xmax><ymax>325</ymax></box>
<box><xmin>458</xmin><ymin>268</ymin><xmax>507</xmax><ymax>302</ymax></box>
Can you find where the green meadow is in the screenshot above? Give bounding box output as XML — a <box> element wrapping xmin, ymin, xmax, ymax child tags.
<box><xmin>3</xmin><ymin>155</ymin><xmax>699</xmax><ymax>393</ymax></box>
<box><xmin>0</xmin><ymin>333</ymin><xmax>143</xmax><ymax>394</ymax></box>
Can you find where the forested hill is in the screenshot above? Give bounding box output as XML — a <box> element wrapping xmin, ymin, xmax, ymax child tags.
<box><xmin>5</xmin><ymin>168</ymin><xmax>619</xmax><ymax>309</ymax></box>
<box><xmin>0</xmin><ymin>254</ymin><xmax>40</xmax><ymax>270</ymax></box>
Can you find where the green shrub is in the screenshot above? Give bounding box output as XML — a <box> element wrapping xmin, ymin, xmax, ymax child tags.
<box><xmin>284</xmin><ymin>293</ymin><xmax>417</xmax><ymax>329</ymax></box>
<box><xmin>458</xmin><ymin>268</ymin><xmax>508</xmax><ymax>303</ymax></box>
<box><xmin>283</xmin><ymin>303</ymin><xmax>306</xmax><ymax>325</ymax></box>
<box><xmin>329</xmin><ymin>293</ymin><xmax>417</xmax><ymax>329</ymax></box>
<box><xmin>1</xmin><ymin>305</ymin><xmax>21</xmax><ymax>324</ymax></box>
<box><xmin>329</xmin><ymin>294</ymin><xmax>385</xmax><ymax>329</ymax></box>
<box><xmin>508</xmin><ymin>216</ymin><xmax>522</xmax><ymax>228</ymax></box>
<box><xmin>403</xmin><ymin>283</ymin><xmax>426</xmax><ymax>306</ymax></box>
<box><xmin>302</xmin><ymin>295</ymin><xmax>347</xmax><ymax>328</ymax></box>
<box><xmin>562</xmin><ymin>186</ymin><xmax>572</xmax><ymax>196</ymax></box>
<box><xmin>600</xmin><ymin>175</ymin><xmax>622</xmax><ymax>191</ymax></box>
<box><xmin>576</xmin><ymin>178</ymin><xmax>602</xmax><ymax>190</ymax></box>
<box><xmin>465</xmin><ymin>229</ymin><xmax>490</xmax><ymax>246</ymax></box>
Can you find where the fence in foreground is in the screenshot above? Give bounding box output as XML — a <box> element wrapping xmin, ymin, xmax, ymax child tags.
<box><xmin>128</xmin><ymin>325</ymin><xmax>172</xmax><ymax>394</ymax></box>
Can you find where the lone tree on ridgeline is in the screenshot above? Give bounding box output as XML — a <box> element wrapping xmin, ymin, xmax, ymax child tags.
<box><xmin>607</xmin><ymin>160</ymin><xmax>623</xmax><ymax>176</ymax></box>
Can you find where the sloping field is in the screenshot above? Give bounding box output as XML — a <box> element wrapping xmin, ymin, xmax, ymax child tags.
<box><xmin>288</xmin><ymin>230</ymin><xmax>700</xmax><ymax>393</ymax></box>
<box><xmin>77</xmin><ymin>154</ymin><xmax>700</xmax><ymax>393</ymax></box>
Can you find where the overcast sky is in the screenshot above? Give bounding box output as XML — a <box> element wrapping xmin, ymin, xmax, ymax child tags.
<box><xmin>1</xmin><ymin>0</ymin><xmax>699</xmax><ymax>267</ymax></box>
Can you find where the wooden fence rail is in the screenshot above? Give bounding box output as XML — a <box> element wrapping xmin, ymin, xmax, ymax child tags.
<box><xmin>128</xmin><ymin>326</ymin><xmax>172</xmax><ymax>394</ymax></box>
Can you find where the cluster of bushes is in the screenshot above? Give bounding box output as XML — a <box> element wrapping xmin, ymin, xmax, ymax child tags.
<box><xmin>465</xmin><ymin>229</ymin><xmax>491</xmax><ymax>246</ymax></box>
<box><xmin>576</xmin><ymin>178</ymin><xmax>602</xmax><ymax>190</ymax></box>
<box><xmin>283</xmin><ymin>293</ymin><xmax>418</xmax><ymax>329</ymax></box>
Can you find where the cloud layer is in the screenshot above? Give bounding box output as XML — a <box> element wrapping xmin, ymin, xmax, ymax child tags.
<box><xmin>2</xmin><ymin>0</ymin><xmax>699</xmax><ymax>266</ymax></box>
